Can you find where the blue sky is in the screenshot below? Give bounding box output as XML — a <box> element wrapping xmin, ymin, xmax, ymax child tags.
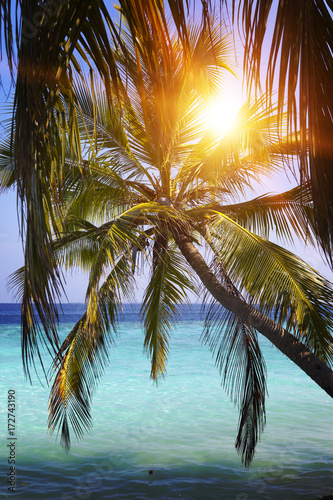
<box><xmin>1</xmin><ymin>4</ymin><xmax>333</xmax><ymax>303</ymax></box>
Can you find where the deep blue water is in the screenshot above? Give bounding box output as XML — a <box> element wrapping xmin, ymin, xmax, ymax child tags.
<box><xmin>0</xmin><ymin>303</ymin><xmax>332</xmax><ymax>500</ymax></box>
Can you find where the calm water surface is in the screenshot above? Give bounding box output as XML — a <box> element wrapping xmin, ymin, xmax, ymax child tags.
<box><xmin>0</xmin><ymin>303</ymin><xmax>332</xmax><ymax>499</ymax></box>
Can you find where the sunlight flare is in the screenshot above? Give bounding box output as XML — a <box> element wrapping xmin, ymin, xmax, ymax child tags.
<box><xmin>205</xmin><ymin>92</ymin><xmax>242</xmax><ymax>137</ymax></box>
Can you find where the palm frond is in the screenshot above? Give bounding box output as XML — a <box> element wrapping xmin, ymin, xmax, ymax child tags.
<box><xmin>229</xmin><ymin>0</ymin><xmax>333</xmax><ymax>263</ymax></box>
<box><xmin>187</xmin><ymin>17</ymin><xmax>235</xmax><ymax>99</ymax></box>
<box><xmin>54</xmin><ymin>210</ymin><xmax>144</xmax><ymax>309</ymax></box>
<box><xmin>208</xmin><ymin>212</ymin><xmax>333</xmax><ymax>364</ymax></box>
<box><xmin>141</xmin><ymin>240</ymin><xmax>197</xmax><ymax>380</ymax></box>
<box><xmin>113</xmin><ymin>11</ymin><xmax>235</xmax><ymax>191</ymax></box>
<box><xmin>0</xmin><ymin>0</ymin><xmax>15</xmax><ymax>75</ymax></box>
<box><xmin>59</xmin><ymin>160</ymin><xmax>136</xmax><ymax>226</ymax></box>
<box><xmin>199</xmin><ymin>253</ymin><xmax>267</xmax><ymax>466</ymax></box>
<box><xmin>54</xmin><ymin>217</ymin><xmax>112</xmax><ymax>273</ymax></box>
<box><xmin>48</xmin><ymin>255</ymin><xmax>134</xmax><ymax>451</ymax></box>
<box><xmin>202</xmin><ymin>294</ymin><xmax>266</xmax><ymax>467</ymax></box>
<box><xmin>80</xmin><ymin>203</ymin><xmax>181</xmax><ymax>327</ymax></box>
<box><xmin>5</xmin><ymin>0</ymin><xmax>120</xmax><ymax>380</ymax></box>
<box><xmin>217</xmin><ymin>183</ymin><xmax>316</xmax><ymax>245</ymax></box>
<box><xmin>8</xmin><ymin>258</ymin><xmax>63</xmax><ymax>381</ymax></box>
<box><xmin>0</xmin><ymin>133</ymin><xmax>15</xmax><ymax>190</ymax></box>
<box><xmin>73</xmin><ymin>76</ymin><xmax>157</xmax><ymax>186</ymax></box>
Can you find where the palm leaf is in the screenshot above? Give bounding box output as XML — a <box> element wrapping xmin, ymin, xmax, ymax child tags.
<box><xmin>4</xmin><ymin>0</ymin><xmax>119</xmax><ymax>379</ymax></box>
<box><xmin>55</xmin><ymin>217</ymin><xmax>114</xmax><ymax>273</ymax></box>
<box><xmin>141</xmin><ymin>240</ymin><xmax>197</xmax><ymax>380</ymax></box>
<box><xmin>217</xmin><ymin>183</ymin><xmax>316</xmax><ymax>245</ymax></box>
<box><xmin>200</xmin><ymin>256</ymin><xmax>267</xmax><ymax>466</ymax></box>
<box><xmin>48</xmin><ymin>255</ymin><xmax>134</xmax><ymax>451</ymax></box>
<box><xmin>228</xmin><ymin>0</ymin><xmax>333</xmax><ymax>263</ymax></box>
<box><xmin>207</xmin><ymin>212</ymin><xmax>333</xmax><ymax>364</ymax></box>
<box><xmin>54</xmin><ymin>209</ymin><xmax>144</xmax><ymax>305</ymax></box>
<box><xmin>202</xmin><ymin>297</ymin><xmax>266</xmax><ymax>467</ymax></box>
<box><xmin>77</xmin><ymin>203</ymin><xmax>180</xmax><ymax>327</ymax></box>
<box><xmin>73</xmin><ymin>76</ymin><xmax>157</xmax><ymax>186</ymax></box>
<box><xmin>59</xmin><ymin>160</ymin><xmax>135</xmax><ymax>226</ymax></box>
<box><xmin>0</xmin><ymin>133</ymin><xmax>15</xmax><ymax>190</ymax></box>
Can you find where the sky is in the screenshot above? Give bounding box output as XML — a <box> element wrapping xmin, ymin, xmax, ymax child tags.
<box><xmin>0</xmin><ymin>60</ymin><xmax>22</xmax><ymax>303</ymax></box>
<box><xmin>1</xmin><ymin>3</ymin><xmax>333</xmax><ymax>303</ymax></box>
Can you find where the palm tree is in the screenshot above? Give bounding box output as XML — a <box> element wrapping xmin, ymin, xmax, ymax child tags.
<box><xmin>1</xmin><ymin>1</ymin><xmax>333</xmax><ymax>353</ymax></box>
<box><xmin>2</xmin><ymin>9</ymin><xmax>333</xmax><ymax>466</ymax></box>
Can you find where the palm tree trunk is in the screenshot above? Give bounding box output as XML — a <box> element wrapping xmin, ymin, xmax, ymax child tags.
<box><xmin>174</xmin><ymin>230</ymin><xmax>333</xmax><ymax>398</ymax></box>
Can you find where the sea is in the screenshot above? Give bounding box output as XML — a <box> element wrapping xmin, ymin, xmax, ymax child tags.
<box><xmin>0</xmin><ymin>303</ymin><xmax>332</xmax><ymax>500</ymax></box>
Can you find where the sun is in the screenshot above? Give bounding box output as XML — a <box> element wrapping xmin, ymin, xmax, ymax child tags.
<box><xmin>204</xmin><ymin>91</ymin><xmax>243</xmax><ymax>137</ymax></box>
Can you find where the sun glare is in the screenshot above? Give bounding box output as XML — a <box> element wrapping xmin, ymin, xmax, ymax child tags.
<box><xmin>205</xmin><ymin>93</ymin><xmax>242</xmax><ymax>137</ymax></box>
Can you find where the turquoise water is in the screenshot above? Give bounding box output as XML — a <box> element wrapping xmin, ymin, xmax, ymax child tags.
<box><xmin>0</xmin><ymin>303</ymin><xmax>332</xmax><ymax>500</ymax></box>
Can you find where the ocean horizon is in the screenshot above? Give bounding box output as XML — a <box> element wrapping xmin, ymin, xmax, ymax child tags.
<box><xmin>0</xmin><ymin>302</ymin><xmax>332</xmax><ymax>500</ymax></box>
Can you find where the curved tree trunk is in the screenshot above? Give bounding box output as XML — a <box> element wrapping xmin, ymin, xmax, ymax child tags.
<box><xmin>174</xmin><ymin>230</ymin><xmax>333</xmax><ymax>398</ymax></box>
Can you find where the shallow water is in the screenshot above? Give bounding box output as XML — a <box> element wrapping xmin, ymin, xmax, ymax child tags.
<box><xmin>0</xmin><ymin>303</ymin><xmax>332</xmax><ymax>499</ymax></box>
